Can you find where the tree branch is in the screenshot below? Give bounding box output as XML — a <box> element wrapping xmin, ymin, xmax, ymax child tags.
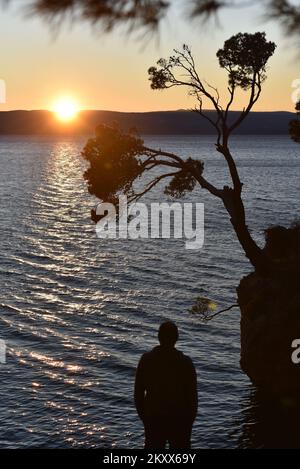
<box><xmin>198</xmin><ymin>304</ymin><xmax>239</xmax><ymax>323</ymax></box>
<box><xmin>143</xmin><ymin>147</ymin><xmax>185</xmax><ymax>165</ymax></box>
<box><xmin>228</xmin><ymin>72</ymin><xmax>262</xmax><ymax>134</ymax></box>
<box><xmin>128</xmin><ymin>171</ymin><xmax>180</xmax><ymax>202</ymax></box>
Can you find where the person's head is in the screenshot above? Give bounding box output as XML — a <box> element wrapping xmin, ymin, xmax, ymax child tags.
<box><xmin>158</xmin><ymin>321</ymin><xmax>178</xmax><ymax>348</ymax></box>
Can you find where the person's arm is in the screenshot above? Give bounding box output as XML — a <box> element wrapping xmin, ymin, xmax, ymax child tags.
<box><xmin>134</xmin><ymin>355</ymin><xmax>146</xmax><ymax>423</ymax></box>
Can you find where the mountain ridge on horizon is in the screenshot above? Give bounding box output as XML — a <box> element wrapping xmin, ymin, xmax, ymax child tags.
<box><xmin>0</xmin><ymin>109</ymin><xmax>294</xmax><ymax>135</ymax></box>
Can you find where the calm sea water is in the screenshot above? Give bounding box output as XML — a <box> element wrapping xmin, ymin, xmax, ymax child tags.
<box><xmin>0</xmin><ymin>135</ymin><xmax>299</xmax><ymax>449</ymax></box>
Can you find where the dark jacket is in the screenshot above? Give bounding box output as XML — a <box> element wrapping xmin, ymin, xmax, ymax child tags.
<box><xmin>134</xmin><ymin>345</ymin><xmax>198</xmax><ymax>424</ymax></box>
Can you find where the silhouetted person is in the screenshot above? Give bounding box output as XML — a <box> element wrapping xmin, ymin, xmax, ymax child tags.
<box><xmin>134</xmin><ymin>321</ymin><xmax>198</xmax><ymax>449</ymax></box>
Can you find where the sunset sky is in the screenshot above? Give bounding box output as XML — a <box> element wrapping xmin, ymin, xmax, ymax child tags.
<box><xmin>0</xmin><ymin>1</ymin><xmax>298</xmax><ymax>113</ymax></box>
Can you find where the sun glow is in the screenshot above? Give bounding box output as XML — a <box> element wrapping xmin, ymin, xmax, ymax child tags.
<box><xmin>53</xmin><ymin>97</ymin><xmax>79</xmax><ymax>122</ymax></box>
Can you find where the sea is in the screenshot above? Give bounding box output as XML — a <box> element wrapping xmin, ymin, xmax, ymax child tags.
<box><xmin>0</xmin><ymin>134</ymin><xmax>299</xmax><ymax>448</ymax></box>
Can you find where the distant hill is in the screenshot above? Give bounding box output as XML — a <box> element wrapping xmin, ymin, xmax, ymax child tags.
<box><xmin>0</xmin><ymin>110</ymin><xmax>294</xmax><ymax>136</ymax></box>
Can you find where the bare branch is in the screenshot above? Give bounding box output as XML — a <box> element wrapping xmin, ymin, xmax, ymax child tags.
<box><xmin>193</xmin><ymin>93</ymin><xmax>222</xmax><ymax>144</ymax></box>
<box><xmin>228</xmin><ymin>72</ymin><xmax>262</xmax><ymax>134</ymax></box>
<box><xmin>128</xmin><ymin>171</ymin><xmax>180</xmax><ymax>203</ymax></box>
<box><xmin>187</xmin><ymin>161</ymin><xmax>223</xmax><ymax>198</ymax></box>
<box><xmin>142</xmin><ymin>144</ymin><xmax>224</xmax><ymax>199</ymax></box>
<box><xmin>207</xmin><ymin>303</ymin><xmax>239</xmax><ymax>321</ymax></box>
<box><xmin>143</xmin><ymin>147</ymin><xmax>186</xmax><ymax>165</ymax></box>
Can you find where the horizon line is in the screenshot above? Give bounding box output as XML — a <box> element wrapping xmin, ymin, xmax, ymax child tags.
<box><xmin>0</xmin><ymin>109</ymin><xmax>294</xmax><ymax>114</ymax></box>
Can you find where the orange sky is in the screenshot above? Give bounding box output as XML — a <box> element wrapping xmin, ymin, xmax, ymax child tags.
<box><xmin>0</xmin><ymin>2</ymin><xmax>298</xmax><ymax>113</ymax></box>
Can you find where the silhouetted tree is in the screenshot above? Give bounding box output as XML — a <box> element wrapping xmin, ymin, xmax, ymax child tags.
<box><xmin>82</xmin><ymin>32</ymin><xmax>276</xmax><ymax>274</ymax></box>
<box><xmin>9</xmin><ymin>0</ymin><xmax>300</xmax><ymax>39</ymax></box>
<box><xmin>289</xmin><ymin>100</ymin><xmax>300</xmax><ymax>143</ymax></box>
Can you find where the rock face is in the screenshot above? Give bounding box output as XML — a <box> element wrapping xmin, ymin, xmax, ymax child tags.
<box><xmin>237</xmin><ymin>224</ymin><xmax>300</xmax><ymax>395</ymax></box>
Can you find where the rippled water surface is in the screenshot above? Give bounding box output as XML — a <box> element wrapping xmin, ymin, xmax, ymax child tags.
<box><xmin>0</xmin><ymin>135</ymin><xmax>299</xmax><ymax>448</ymax></box>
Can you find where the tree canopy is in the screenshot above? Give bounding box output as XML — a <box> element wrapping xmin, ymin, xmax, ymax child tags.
<box><xmin>216</xmin><ymin>32</ymin><xmax>276</xmax><ymax>90</ymax></box>
<box><xmin>148</xmin><ymin>34</ymin><xmax>276</xmax><ymax>143</ymax></box>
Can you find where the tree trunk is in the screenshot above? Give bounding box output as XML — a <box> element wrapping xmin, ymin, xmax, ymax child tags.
<box><xmin>221</xmin><ymin>186</ymin><xmax>273</xmax><ymax>274</ymax></box>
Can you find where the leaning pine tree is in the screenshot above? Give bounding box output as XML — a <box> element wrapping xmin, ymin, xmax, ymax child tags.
<box><xmin>82</xmin><ymin>32</ymin><xmax>300</xmax><ymax>395</ymax></box>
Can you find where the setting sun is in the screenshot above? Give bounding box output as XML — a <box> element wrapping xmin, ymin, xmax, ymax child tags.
<box><xmin>53</xmin><ymin>97</ymin><xmax>79</xmax><ymax>122</ymax></box>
